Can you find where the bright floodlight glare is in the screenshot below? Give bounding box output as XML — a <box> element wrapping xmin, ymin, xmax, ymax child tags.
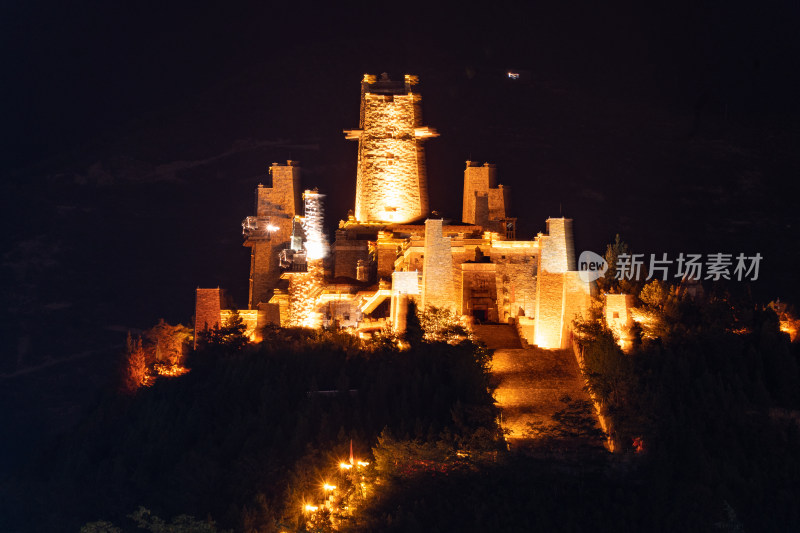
<box><xmin>302</xmin><ymin>190</ymin><xmax>328</xmax><ymax>260</ymax></box>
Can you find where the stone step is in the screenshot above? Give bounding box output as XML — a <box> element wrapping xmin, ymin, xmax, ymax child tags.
<box><xmin>471</xmin><ymin>324</ymin><xmax>522</xmax><ymax>350</ymax></box>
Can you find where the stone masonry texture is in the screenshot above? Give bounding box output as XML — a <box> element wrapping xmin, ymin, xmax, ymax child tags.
<box><xmin>246</xmin><ymin>161</ymin><xmax>301</xmax><ymax>308</ymax></box>
<box><xmin>422</xmin><ymin>218</ymin><xmax>456</xmax><ymax>310</ymax></box>
<box><xmin>349</xmin><ymin>74</ymin><xmax>437</xmax><ymax>224</ymax></box>
<box><xmin>194</xmin><ymin>288</ymin><xmax>221</xmax><ymax>347</ymax></box>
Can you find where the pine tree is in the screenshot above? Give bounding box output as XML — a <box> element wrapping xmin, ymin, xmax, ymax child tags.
<box><xmin>199</xmin><ymin>310</ymin><xmax>249</xmax><ymax>352</ymax></box>
<box><xmin>122</xmin><ymin>332</ymin><xmax>148</xmax><ymax>393</ymax></box>
<box><xmin>219</xmin><ymin>309</ymin><xmax>248</xmax><ymax>351</ymax></box>
<box><xmin>144</xmin><ymin>319</ymin><xmax>191</xmax><ymax>366</ymax></box>
<box><xmin>598</xmin><ymin>234</ymin><xmax>629</xmax><ymax>294</ymax></box>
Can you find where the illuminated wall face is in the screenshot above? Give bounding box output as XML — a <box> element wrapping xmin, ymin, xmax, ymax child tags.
<box><xmin>534</xmin><ymin>271</ymin><xmax>566</xmax><ymax>349</ymax></box>
<box><xmin>220</xmin><ymin>309</ymin><xmax>261</xmax><ymax>342</ymax></box>
<box><xmin>539</xmin><ymin>218</ymin><xmax>575</xmax><ymax>274</ymax></box>
<box><xmin>532</xmin><ymin>219</ymin><xmax>588</xmax><ymax>349</ymax></box>
<box><xmin>605</xmin><ymin>293</ymin><xmax>634</xmax><ymax>347</ymax></box>
<box><xmin>349</xmin><ymin>74</ymin><xmax>437</xmax><ymax>224</ymax></box>
<box><xmin>245</xmin><ymin>162</ymin><xmax>301</xmax><ymax>309</ymax></box>
<box><xmin>194</xmin><ymin>287</ymin><xmax>221</xmax><ymax>349</ymax></box>
<box><xmin>302</xmin><ymin>190</ymin><xmax>327</xmax><ymax>260</ymax></box>
<box><xmin>421</xmin><ymin>218</ymin><xmax>456</xmax><ymax>310</ymax></box>
<box><xmin>287</xmin><ymin>261</ymin><xmax>324</xmax><ymax>328</ymax></box>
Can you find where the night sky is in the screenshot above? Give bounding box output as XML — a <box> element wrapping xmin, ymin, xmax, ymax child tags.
<box><xmin>2</xmin><ymin>1</ymin><xmax>800</xmax><ymax>470</ymax></box>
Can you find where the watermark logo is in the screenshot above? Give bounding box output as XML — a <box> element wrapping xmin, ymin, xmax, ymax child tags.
<box><xmin>577</xmin><ymin>251</ymin><xmax>762</xmax><ymax>282</ymax></box>
<box><xmin>578</xmin><ymin>250</ymin><xmax>608</xmax><ymax>282</ymax></box>
<box><xmin>614</xmin><ymin>252</ymin><xmax>762</xmax><ymax>281</ymax></box>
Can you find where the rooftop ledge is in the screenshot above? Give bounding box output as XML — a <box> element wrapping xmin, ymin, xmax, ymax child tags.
<box><xmin>343</xmin><ymin>127</ymin><xmax>439</xmax><ymax>140</ymax></box>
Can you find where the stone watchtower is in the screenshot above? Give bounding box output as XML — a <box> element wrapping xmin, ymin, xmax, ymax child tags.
<box><xmin>242</xmin><ymin>161</ymin><xmax>301</xmax><ymax>308</ymax></box>
<box><xmin>344</xmin><ymin>73</ymin><xmax>438</xmax><ymax>224</ymax></box>
<box><xmin>462</xmin><ymin>161</ymin><xmax>513</xmax><ymax>235</ymax></box>
<box><xmin>534</xmin><ymin>217</ymin><xmax>583</xmax><ymax>348</ymax></box>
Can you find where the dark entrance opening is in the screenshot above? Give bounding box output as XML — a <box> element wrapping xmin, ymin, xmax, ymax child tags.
<box><xmin>472</xmin><ymin>309</ymin><xmax>488</xmax><ymax>322</ymax></box>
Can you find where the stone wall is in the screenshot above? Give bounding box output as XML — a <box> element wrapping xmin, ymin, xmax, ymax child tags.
<box><xmin>220</xmin><ymin>309</ymin><xmax>261</xmax><ymax>342</ymax></box>
<box><xmin>421</xmin><ymin>218</ymin><xmax>456</xmax><ymax>310</ymax></box>
<box><xmin>462</xmin><ymin>161</ymin><xmax>508</xmax><ymax>231</ymax></box>
<box><xmin>259</xmin><ymin>301</ymin><xmax>281</xmax><ymax>326</ymax></box>
<box><xmin>534</xmin><ymin>272</ymin><xmax>566</xmax><ymax>349</ymax></box>
<box><xmin>516</xmin><ymin>316</ymin><xmax>536</xmax><ymax>345</ymax></box>
<box><xmin>321</xmin><ymin>298</ymin><xmax>361</xmax><ymax>329</ymax></box>
<box><xmin>539</xmin><ymin>217</ymin><xmax>575</xmax><ymax>274</ymax></box>
<box><xmin>333</xmin><ymin>238</ymin><xmax>369</xmax><ymax>280</ymax></box>
<box><xmin>490</xmin><ymin>247</ymin><xmax>538</xmax><ymax>322</ymax></box>
<box><xmin>392</xmin><ymin>270</ymin><xmax>421</xmax><ymax>295</ymax></box>
<box><xmin>488</xmin><ymin>185</ymin><xmax>509</xmax><ymax>224</ymax></box>
<box><xmin>194</xmin><ymin>287</ymin><xmax>222</xmax><ymax>348</ymax></box>
<box><xmin>245</xmin><ymin>161</ymin><xmax>301</xmax><ymax>308</ymax></box>
<box><xmin>563</xmin><ymin>271</ymin><xmax>593</xmax><ymax>337</ymax></box>
<box><xmin>462</xmin><ymin>162</ymin><xmax>496</xmax><ymax>226</ymax></box>
<box><xmin>460</xmin><ymin>262</ymin><xmax>498</xmax><ymax>322</ymax></box>
<box><xmin>349</xmin><ymin>74</ymin><xmax>437</xmax><ymax>224</ymax></box>
<box><xmin>390</xmin><ymin>271</ymin><xmax>420</xmax><ymax>333</ymax></box>
<box><xmin>268</xmin><ymin>290</ymin><xmax>290</xmax><ymax>327</ymax></box>
<box><xmin>376</xmin><ymin>233</ymin><xmax>401</xmax><ymax>280</ymax></box>
<box><xmin>531</xmin><ymin>220</ymin><xmax>590</xmax><ymax>349</ymax></box>
<box><xmin>605</xmin><ymin>293</ymin><xmax>635</xmax><ymax>349</ymax></box>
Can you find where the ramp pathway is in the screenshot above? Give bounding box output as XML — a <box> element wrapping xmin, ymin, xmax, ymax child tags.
<box><xmin>473</xmin><ymin>325</ymin><xmax>602</xmax><ymax>450</ymax></box>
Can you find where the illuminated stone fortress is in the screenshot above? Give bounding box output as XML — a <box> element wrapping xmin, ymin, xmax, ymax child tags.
<box><xmin>195</xmin><ymin>73</ymin><xmax>591</xmax><ymax>349</ymax></box>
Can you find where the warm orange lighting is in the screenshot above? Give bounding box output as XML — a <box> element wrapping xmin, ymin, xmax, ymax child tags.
<box><xmin>356</xmin><ymin>461</ymin><xmax>369</xmax><ymax>467</ymax></box>
<box><xmin>153</xmin><ymin>363</ymin><xmax>189</xmax><ymax>377</ymax></box>
<box><xmin>339</xmin><ymin>462</ymin><xmax>352</xmax><ymax>470</ymax></box>
<box><xmin>351</xmin><ymin>74</ymin><xmax>437</xmax><ymax>223</ymax></box>
<box><xmin>780</xmin><ymin>320</ymin><xmax>798</xmax><ymax>342</ymax></box>
<box><xmin>304</xmin><ymin>504</ymin><xmax>318</xmax><ymax>513</ymax></box>
<box><xmin>323</xmin><ymin>483</ymin><xmax>336</xmax><ymax>491</ymax></box>
<box><xmin>288</xmin><ymin>261</ymin><xmax>323</xmax><ymax>328</ymax></box>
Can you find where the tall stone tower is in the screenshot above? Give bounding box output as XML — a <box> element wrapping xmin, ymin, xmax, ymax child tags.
<box><xmin>462</xmin><ymin>161</ymin><xmax>512</xmax><ymax>234</ymax></box>
<box><xmin>538</xmin><ymin>217</ymin><xmax>576</xmax><ymax>273</ymax></box>
<box><xmin>344</xmin><ymin>73</ymin><xmax>438</xmax><ymax>224</ymax></box>
<box><xmin>534</xmin><ymin>217</ymin><xmax>581</xmax><ymax>349</ymax></box>
<box><xmin>242</xmin><ymin>161</ymin><xmax>301</xmax><ymax>308</ymax></box>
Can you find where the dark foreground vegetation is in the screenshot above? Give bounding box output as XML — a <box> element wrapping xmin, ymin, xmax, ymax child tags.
<box><xmin>1</xmin><ymin>327</ymin><xmax>501</xmax><ymax>532</ymax></box>
<box><xmin>3</xmin><ymin>286</ymin><xmax>800</xmax><ymax>532</ymax></box>
<box><xmin>574</xmin><ymin>279</ymin><xmax>800</xmax><ymax>532</ymax></box>
<box><xmin>356</xmin><ymin>298</ymin><xmax>800</xmax><ymax>532</ymax></box>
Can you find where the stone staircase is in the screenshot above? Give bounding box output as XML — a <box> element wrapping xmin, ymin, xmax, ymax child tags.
<box><xmin>472</xmin><ymin>324</ymin><xmax>522</xmax><ymax>350</ymax></box>
<box><xmin>472</xmin><ymin>324</ymin><xmax>603</xmax><ymax>451</ymax></box>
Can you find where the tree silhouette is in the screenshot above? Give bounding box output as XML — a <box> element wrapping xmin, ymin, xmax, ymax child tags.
<box><xmin>199</xmin><ymin>309</ymin><xmax>248</xmax><ymax>351</ymax></box>
<box><xmin>122</xmin><ymin>332</ymin><xmax>148</xmax><ymax>393</ymax></box>
<box><xmin>404</xmin><ymin>300</ymin><xmax>424</xmax><ymax>348</ymax></box>
<box><xmin>144</xmin><ymin>319</ymin><xmax>191</xmax><ymax>366</ymax></box>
